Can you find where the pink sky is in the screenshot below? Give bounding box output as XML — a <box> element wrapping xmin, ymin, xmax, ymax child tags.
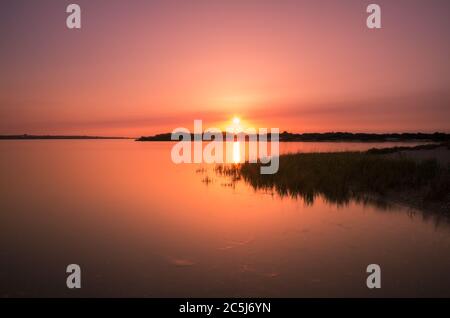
<box><xmin>0</xmin><ymin>0</ymin><xmax>449</xmax><ymax>137</ymax></box>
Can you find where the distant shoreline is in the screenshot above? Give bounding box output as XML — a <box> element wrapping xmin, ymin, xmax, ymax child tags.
<box><xmin>136</xmin><ymin>132</ymin><xmax>450</xmax><ymax>142</ymax></box>
<box><xmin>1</xmin><ymin>132</ymin><xmax>449</xmax><ymax>142</ymax></box>
<box><xmin>0</xmin><ymin>135</ymin><xmax>132</xmax><ymax>140</ymax></box>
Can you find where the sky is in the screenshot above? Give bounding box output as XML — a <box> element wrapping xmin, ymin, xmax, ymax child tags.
<box><xmin>0</xmin><ymin>0</ymin><xmax>449</xmax><ymax>137</ymax></box>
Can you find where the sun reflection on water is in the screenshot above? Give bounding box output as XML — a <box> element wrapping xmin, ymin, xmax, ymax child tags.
<box><xmin>232</xmin><ymin>141</ymin><xmax>241</xmax><ymax>163</ymax></box>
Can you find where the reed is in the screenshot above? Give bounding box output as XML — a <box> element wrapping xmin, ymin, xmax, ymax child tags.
<box><xmin>216</xmin><ymin>152</ymin><xmax>450</xmax><ymax>213</ymax></box>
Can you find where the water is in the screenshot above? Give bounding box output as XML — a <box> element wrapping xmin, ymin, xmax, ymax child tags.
<box><xmin>1</xmin><ymin>140</ymin><xmax>449</xmax><ymax>297</ymax></box>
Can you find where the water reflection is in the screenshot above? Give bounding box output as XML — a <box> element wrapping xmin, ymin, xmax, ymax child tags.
<box><xmin>2</xmin><ymin>140</ymin><xmax>450</xmax><ymax>297</ymax></box>
<box><xmin>232</xmin><ymin>141</ymin><xmax>241</xmax><ymax>163</ymax></box>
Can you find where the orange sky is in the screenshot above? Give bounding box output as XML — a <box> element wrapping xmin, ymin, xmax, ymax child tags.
<box><xmin>0</xmin><ymin>0</ymin><xmax>449</xmax><ymax>137</ymax></box>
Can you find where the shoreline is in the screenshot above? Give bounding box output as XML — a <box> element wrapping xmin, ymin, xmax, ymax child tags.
<box><xmin>136</xmin><ymin>132</ymin><xmax>450</xmax><ymax>142</ymax></box>
<box><xmin>0</xmin><ymin>135</ymin><xmax>132</xmax><ymax>140</ymax></box>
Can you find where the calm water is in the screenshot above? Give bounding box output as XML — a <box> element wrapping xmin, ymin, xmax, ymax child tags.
<box><xmin>1</xmin><ymin>140</ymin><xmax>450</xmax><ymax>297</ymax></box>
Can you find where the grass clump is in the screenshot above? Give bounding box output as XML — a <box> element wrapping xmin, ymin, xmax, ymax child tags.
<box><xmin>216</xmin><ymin>152</ymin><xmax>450</xmax><ymax>212</ymax></box>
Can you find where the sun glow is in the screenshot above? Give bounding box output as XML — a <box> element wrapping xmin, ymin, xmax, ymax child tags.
<box><xmin>231</xmin><ymin>116</ymin><xmax>243</xmax><ymax>134</ymax></box>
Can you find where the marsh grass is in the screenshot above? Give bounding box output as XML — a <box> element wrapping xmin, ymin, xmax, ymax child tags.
<box><xmin>215</xmin><ymin>152</ymin><xmax>450</xmax><ymax>213</ymax></box>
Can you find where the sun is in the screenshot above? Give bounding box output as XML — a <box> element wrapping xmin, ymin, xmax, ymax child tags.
<box><xmin>231</xmin><ymin>116</ymin><xmax>243</xmax><ymax>133</ymax></box>
<box><xmin>224</xmin><ymin>116</ymin><xmax>244</xmax><ymax>133</ymax></box>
